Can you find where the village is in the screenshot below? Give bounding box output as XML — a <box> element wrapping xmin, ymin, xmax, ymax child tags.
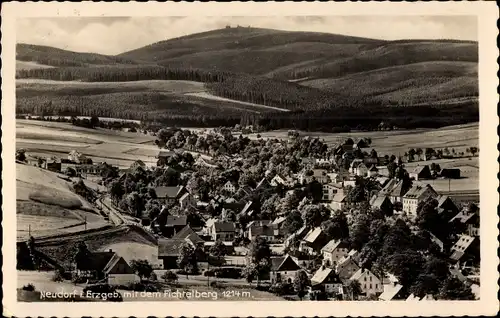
<box><xmin>16</xmin><ymin>125</ymin><xmax>480</xmax><ymax>302</ymax></box>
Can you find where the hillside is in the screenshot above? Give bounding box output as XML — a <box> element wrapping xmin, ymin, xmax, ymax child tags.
<box><xmin>16</xmin><ymin>43</ymin><xmax>141</xmax><ymax>68</ymax></box>
<box><xmin>15</xmin><ymin>27</ymin><xmax>479</xmax><ymax>130</ymax></box>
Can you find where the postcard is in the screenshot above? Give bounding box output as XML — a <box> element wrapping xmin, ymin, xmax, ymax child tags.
<box><xmin>2</xmin><ymin>1</ymin><xmax>499</xmax><ymax>317</ymax></box>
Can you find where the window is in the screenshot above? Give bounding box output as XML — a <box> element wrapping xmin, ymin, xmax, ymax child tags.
<box><xmin>370</xmin><ymin>276</ymin><xmax>372</xmax><ymax>282</ymax></box>
<box><xmin>364</xmin><ymin>277</ymin><xmax>367</xmax><ymax>282</ymax></box>
<box><xmin>370</xmin><ymin>284</ymin><xmax>372</xmax><ymax>289</ymax></box>
<box><xmin>375</xmin><ymin>284</ymin><xmax>378</xmax><ymax>289</ymax></box>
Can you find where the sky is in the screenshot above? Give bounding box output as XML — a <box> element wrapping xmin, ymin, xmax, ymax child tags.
<box><xmin>16</xmin><ymin>16</ymin><xmax>477</xmax><ymax>55</ymax></box>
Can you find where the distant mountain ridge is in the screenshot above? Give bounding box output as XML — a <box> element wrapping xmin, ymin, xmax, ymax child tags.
<box><xmin>15</xmin><ymin>27</ymin><xmax>478</xmax><ymax>131</ymax></box>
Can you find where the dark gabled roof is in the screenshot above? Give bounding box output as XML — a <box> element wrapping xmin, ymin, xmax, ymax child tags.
<box><xmin>311</xmin><ymin>267</ymin><xmax>339</xmax><ymax>286</ymax></box>
<box><xmin>321</xmin><ymin>239</ymin><xmax>349</xmax><ymax>253</ymax></box>
<box><xmin>255</xmin><ymin>178</ymin><xmax>271</xmax><ymax>190</ymax></box>
<box><xmin>411</xmin><ymin>165</ymin><xmax>429</xmax><ymax>175</ymax></box>
<box><xmin>389</xmin><ymin>180</ymin><xmax>406</xmax><ymax>197</ymax></box>
<box><xmin>158</xmin><ymin>239</ymin><xmax>188</xmax><ymax>257</ymax></box>
<box><xmin>155</xmin><ymin>186</ymin><xmax>183</xmax><ymax>199</ymax></box>
<box><xmin>371</xmin><ymin>195</ymin><xmax>391</xmax><ymax>209</ymax></box>
<box><xmin>369</xmin><ymin>164</ymin><xmax>379</xmax><ymax>171</ymax></box>
<box><xmin>166</xmin><ymin>215</ymin><xmax>187</xmax><ymax>226</ymax></box>
<box><xmin>79</xmin><ymin>251</ymin><xmax>115</xmax><ymax>272</ymax></box>
<box><xmin>213</xmin><ymin>222</ymin><xmax>236</xmax><ymax>232</ymax></box>
<box><xmin>173</xmin><ymin>225</ymin><xmax>204</xmax><ymax>244</ymax></box>
<box><xmin>249</xmin><ymin>224</ymin><xmax>275</xmax><ymax>237</ymax></box>
<box><xmin>403</xmin><ymin>184</ymin><xmax>436</xmax><ymax>199</ymax></box>
<box><xmin>271</xmin><ymin>255</ymin><xmax>300</xmax><ymax>271</ymax></box>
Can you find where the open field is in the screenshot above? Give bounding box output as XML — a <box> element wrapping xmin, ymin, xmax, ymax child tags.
<box><xmin>185</xmin><ymin>92</ymin><xmax>290</xmax><ymax>112</ymax></box>
<box><xmin>377</xmin><ymin>156</ymin><xmax>479</xmax><ymax>194</ymax></box>
<box><xmin>16</xmin><ymin>163</ymin><xmax>108</xmax><ymax>240</ymax></box>
<box><xmin>17</xmin><ymin>120</ymin><xmax>159</xmax><ymax>168</ymax></box>
<box><xmin>16</xmin><ymin>60</ymin><xmax>54</xmax><ymax>70</ymax></box>
<box><xmin>17</xmin><ymin>78</ymin><xmax>205</xmax><ymax>94</ymax></box>
<box><xmin>249</xmin><ymin>122</ymin><xmax>478</xmax><ymax>156</ymax></box>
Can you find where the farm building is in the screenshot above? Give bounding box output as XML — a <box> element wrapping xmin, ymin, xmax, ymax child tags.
<box><xmin>158</xmin><ymin>239</ymin><xmax>189</xmax><ymax>269</ymax></box>
<box><xmin>440</xmin><ymin>168</ymin><xmax>461</xmax><ymax>179</ymax></box>
<box><xmin>75</xmin><ymin>250</ymin><xmax>139</xmax><ymax>285</ymax></box>
<box><xmin>154</xmin><ymin>186</ymin><xmax>188</xmax><ymax>205</ymax></box>
<box><xmin>409</xmin><ymin>165</ymin><xmax>432</xmax><ymax>180</ymax></box>
<box><xmin>270</xmin><ymin>255</ymin><xmax>301</xmax><ymax>284</ymax></box>
<box><xmin>310</xmin><ymin>266</ymin><xmax>343</xmax><ymax>296</ymax></box>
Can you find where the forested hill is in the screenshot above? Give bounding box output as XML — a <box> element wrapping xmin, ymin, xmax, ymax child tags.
<box><xmin>118</xmin><ymin>27</ymin><xmax>477</xmax><ymax>80</ymax></box>
<box><xmin>15</xmin><ymin>27</ymin><xmax>479</xmax><ymax>131</ymax></box>
<box><xmin>16</xmin><ymin>43</ymin><xmax>141</xmax><ymax>68</ymax></box>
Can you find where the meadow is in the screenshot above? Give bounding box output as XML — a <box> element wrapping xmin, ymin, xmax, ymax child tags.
<box><xmin>16</xmin><ymin>163</ymin><xmax>108</xmax><ymax>241</ymax></box>
<box><xmin>17</xmin><ymin>119</ymin><xmax>159</xmax><ymax>168</ymax></box>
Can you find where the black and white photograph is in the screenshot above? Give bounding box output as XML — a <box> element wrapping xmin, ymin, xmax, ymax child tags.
<box><xmin>2</xmin><ymin>2</ymin><xmax>498</xmax><ymax>317</ymax></box>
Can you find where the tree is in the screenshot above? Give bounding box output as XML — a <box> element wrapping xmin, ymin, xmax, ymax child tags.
<box><xmin>387</xmin><ymin>162</ymin><xmax>397</xmax><ymax>179</ymax></box>
<box><xmin>415</xmin><ymin>148</ymin><xmax>423</xmax><ymax>160</ymax></box>
<box><xmin>177</xmin><ymin>242</ymin><xmax>197</xmax><ymax>278</ymax></box>
<box><xmin>73</xmin><ymin>241</ymin><xmax>91</xmax><ymax>271</ymax></box>
<box><xmin>303</xmin><ymin>204</ymin><xmax>330</xmax><ymax>228</ymax></box>
<box><xmin>209</xmin><ymin>239</ymin><xmax>227</xmax><ymax>259</ymax></box>
<box><xmin>438</xmin><ymin>277</ymin><xmax>475</xmax><ymax>300</ymax></box>
<box><xmin>469</xmin><ymin>147</ymin><xmax>478</xmax><ymax>156</ymax></box>
<box><xmin>161</xmin><ymin>270</ymin><xmax>178</xmax><ymax>284</ymax></box>
<box><xmin>16</xmin><ymin>149</ymin><xmax>26</xmax><ymax>162</ymax></box>
<box><xmin>242</xmin><ymin>263</ymin><xmax>258</xmax><ymax>286</ymax></box>
<box><xmin>249</xmin><ymin>236</ymin><xmax>271</xmax><ymax>264</ymax></box>
<box><xmin>305</xmin><ymin>180</ymin><xmax>323</xmax><ymax>203</ymax></box>
<box><xmin>346</xmin><ymin>280</ymin><xmax>362</xmax><ymax>300</ymax></box>
<box><xmin>415</xmin><ymin>198</ymin><xmax>444</xmax><ymax>235</ymax></box>
<box><xmin>282</xmin><ymin>210</ymin><xmax>304</xmax><ymax>235</ymax></box>
<box><xmin>349</xmin><ymin>214</ymin><xmax>371</xmax><ymax>251</ymax></box>
<box><xmin>322</xmin><ymin>210</ymin><xmax>349</xmax><ymax>241</ymax></box>
<box><xmin>293</xmin><ymin>270</ymin><xmax>311</xmax><ymax>300</ymax></box>
<box><xmin>109</xmin><ymin>180</ymin><xmax>125</xmax><ymax>205</ymax></box>
<box><xmin>130</xmin><ymin>259</ymin><xmax>154</xmax><ymax>281</ymax></box>
<box><xmin>90</xmin><ymin>115</ymin><xmax>99</xmax><ymax>128</ymax></box>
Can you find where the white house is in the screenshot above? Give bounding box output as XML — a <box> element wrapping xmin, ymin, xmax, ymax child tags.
<box><xmin>321</xmin><ymin>239</ymin><xmax>350</xmax><ymax>267</ymax></box>
<box><xmin>402</xmin><ymin>184</ymin><xmax>438</xmax><ymax>218</ymax></box>
<box><xmin>322</xmin><ymin>183</ymin><xmax>342</xmax><ymax>202</ymax></box>
<box><xmin>349</xmin><ymin>268</ymin><xmax>383</xmax><ymax>296</ymax></box>
<box><xmin>310</xmin><ymin>266</ymin><xmax>343</xmax><ymax>296</ymax></box>
<box><xmin>222</xmin><ymin>180</ymin><xmax>238</xmax><ymax>194</ymax></box>
<box><xmin>330</xmin><ymin>190</ymin><xmax>347</xmax><ymax>211</ymax></box>
<box><xmin>270</xmin><ymin>174</ymin><xmax>296</xmax><ymax>188</ymax></box>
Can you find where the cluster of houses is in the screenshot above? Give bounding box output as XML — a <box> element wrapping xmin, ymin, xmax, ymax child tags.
<box><xmin>25</xmin><ymin>150</ymin><xmax>104</xmax><ymax>176</ymax></box>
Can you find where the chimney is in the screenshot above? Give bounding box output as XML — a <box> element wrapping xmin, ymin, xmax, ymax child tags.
<box><xmin>109</xmin><ymin>249</ymin><xmax>113</xmax><ymax>253</ymax></box>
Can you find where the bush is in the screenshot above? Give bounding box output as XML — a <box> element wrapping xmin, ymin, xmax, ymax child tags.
<box><xmin>210</xmin><ymin>281</ymin><xmax>225</xmax><ymax>289</ymax></box>
<box><xmin>161</xmin><ymin>270</ymin><xmax>178</xmax><ymax>283</ymax></box>
<box><xmin>149</xmin><ymin>272</ymin><xmax>158</xmax><ymax>281</ymax></box>
<box><xmin>269</xmin><ymin>282</ymin><xmax>294</xmax><ymax>296</ymax></box>
<box><xmin>51</xmin><ymin>270</ymin><xmax>64</xmax><ymax>282</ymax></box>
<box><xmin>22</xmin><ymin>283</ymin><xmax>35</xmax><ymax>291</ymax></box>
<box><xmin>71</xmin><ymin>276</ymin><xmax>88</xmax><ymax>284</ymax></box>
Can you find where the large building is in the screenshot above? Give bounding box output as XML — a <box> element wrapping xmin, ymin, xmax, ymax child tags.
<box><xmin>402</xmin><ymin>184</ymin><xmax>438</xmax><ymax>218</ymax></box>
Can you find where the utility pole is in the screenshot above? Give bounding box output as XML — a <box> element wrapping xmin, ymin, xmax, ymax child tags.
<box><xmin>449</xmin><ymin>178</ymin><xmax>451</xmax><ymax>192</ymax></box>
<box><xmin>84</xmin><ymin>215</ymin><xmax>87</xmax><ymax>230</ymax></box>
<box><xmin>28</xmin><ymin>224</ymin><xmax>31</xmax><ymax>237</ymax></box>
